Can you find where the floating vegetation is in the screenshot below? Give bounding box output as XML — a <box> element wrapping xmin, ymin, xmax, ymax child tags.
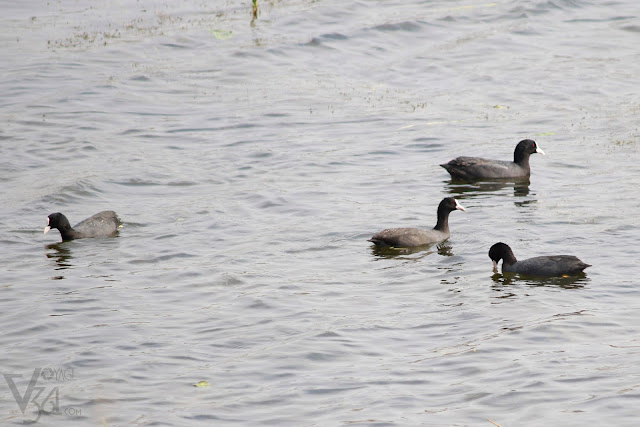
<box><xmin>610</xmin><ymin>129</ymin><xmax>639</xmax><ymax>150</ymax></box>
<box><xmin>45</xmin><ymin>6</ymin><xmax>236</xmax><ymax>51</ymax></box>
<box><xmin>193</xmin><ymin>380</ymin><xmax>210</xmax><ymax>387</ymax></box>
<box><xmin>614</xmin><ymin>138</ymin><xmax>638</xmax><ymax>147</ymax></box>
<box><xmin>48</xmin><ymin>28</ymin><xmax>124</xmax><ymax>49</ymax></box>
<box><xmin>209</xmin><ymin>29</ymin><xmax>233</xmax><ymax>40</ymax></box>
<box><xmin>47</xmin><ymin>16</ymin><xmax>163</xmax><ymax>50</ymax></box>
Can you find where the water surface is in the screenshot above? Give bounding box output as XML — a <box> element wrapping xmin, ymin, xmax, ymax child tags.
<box><xmin>2</xmin><ymin>0</ymin><xmax>640</xmax><ymax>425</ymax></box>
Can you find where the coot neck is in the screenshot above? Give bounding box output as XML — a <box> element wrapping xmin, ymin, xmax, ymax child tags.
<box><xmin>513</xmin><ymin>148</ymin><xmax>531</xmax><ymax>171</ymax></box>
<box><xmin>434</xmin><ymin>207</ymin><xmax>451</xmax><ymax>232</ymax></box>
<box><xmin>56</xmin><ymin>221</ymin><xmax>77</xmax><ymax>242</ymax></box>
<box><xmin>501</xmin><ymin>246</ymin><xmax>518</xmax><ymax>266</ymax></box>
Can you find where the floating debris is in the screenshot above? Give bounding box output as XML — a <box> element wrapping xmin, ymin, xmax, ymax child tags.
<box><xmin>209</xmin><ymin>29</ymin><xmax>233</xmax><ymax>40</ymax></box>
<box><xmin>193</xmin><ymin>380</ymin><xmax>210</xmax><ymax>387</ymax></box>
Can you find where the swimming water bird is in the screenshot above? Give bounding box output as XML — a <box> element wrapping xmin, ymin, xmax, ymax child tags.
<box><xmin>44</xmin><ymin>211</ymin><xmax>121</xmax><ymax>241</ymax></box>
<box><xmin>369</xmin><ymin>197</ymin><xmax>465</xmax><ymax>248</ymax></box>
<box><xmin>488</xmin><ymin>242</ymin><xmax>590</xmax><ymax>277</ymax></box>
<box><xmin>441</xmin><ymin>139</ymin><xmax>544</xmax><ymax>180</ymax></box>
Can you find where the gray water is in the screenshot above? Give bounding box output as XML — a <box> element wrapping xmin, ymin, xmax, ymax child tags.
<box><xmin>2</xmin><ymin>0</ymin><xmax>640</xmax><ymax>425</ymax></box>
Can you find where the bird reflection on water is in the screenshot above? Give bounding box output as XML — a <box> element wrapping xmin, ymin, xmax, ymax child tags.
<box><xmin>371</xmin><ymin>241</ymin><xmax>454</xmax><ymax>259</ymax></box>
<box><xmin>45</xmin><ymin>242</ymin><xmax>73</xmax><ymax>274</ymax></box>
<box><xmin>445</xmin><ymin>178</ymin><xmax>531</xmax><ymax>199</ymax></box>
<box><xmin>490</xmin><ymin>271</ymin><xmax>590</xmax><ymax>290</ymax></box>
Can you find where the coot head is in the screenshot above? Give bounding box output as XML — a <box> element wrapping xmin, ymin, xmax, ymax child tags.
<box><xmin>514</xmin><ymin>139</ymin><xmax>545</xmax><ymax>162</ymax></box>
<box><xmin>488</xmin><ymin>242</ymin><xmax>516</xmax><ymax>269</ymax></box>
<box><xmin>440</xmin><ymin>197</ymin><xmax>466</xmax><ymax>213</ymax></box>
<box><xmin>44</xmin><ymin>212</ymin><xmax>71</xmax><ymax>234</ymax></box>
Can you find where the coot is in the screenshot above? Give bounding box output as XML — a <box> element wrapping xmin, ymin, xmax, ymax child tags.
<box><xmin>44</xmin><ymin>211</ymin><xmax>121</xmax><ymax>241</ymax></box>
<box><xmin>489</xmin><ymin>242</ymin><xmax>590</xmax><ymax>276</ymax></box>
<box><xmin>441</xmin><ymin>139</ymin><xmax>544</xmax><ymax>180</ymax></box>
<box><xmin>369</xmin><ymin>197</ymin><xmax>465</xmax><ymax>248</ymax></box>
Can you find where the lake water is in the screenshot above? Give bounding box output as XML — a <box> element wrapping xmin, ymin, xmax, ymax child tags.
<box><xmin>2</xmin><ymin>0</ymin><xmax>640</xmax><ymax>425</ymax></box>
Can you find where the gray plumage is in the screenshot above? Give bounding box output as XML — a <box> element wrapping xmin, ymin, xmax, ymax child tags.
<box><xmin>44</xmin><ymin>211</ymin><xmax>121</xmax><ymax>241</ymax></box>
<box><xmin>369</xmin><ymin>197</ymin><xmax>465</xmax><ymax>248</ymax></box>
<box><xmin>489</xmin><ymin>242</ymin><xmax>590</xmax><ymax>277</ymax></box>
<box><xmin>441</xmin><ymin>139</ymin><xmax>544</xmax><ymax>180</ymax></box>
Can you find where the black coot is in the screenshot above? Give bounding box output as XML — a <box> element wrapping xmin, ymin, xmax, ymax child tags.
<box><xmin>441</xmin><ymin>139</ymin><xmax>544</xmax><ymax>180</ymax></box>
<box><xmin>369</xmin><ymin>197</ymin><xmax>465</xmax><ymax>248</ymax></box>
<box><xmin>489</xmin><ymin>242</ymin><xmax>590</xmax><ymax>276</ymax></box>
<box><xmin>44</xmin><ymin>211</ymin><xmax>121</xmax><ymax>241</ymax></box>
